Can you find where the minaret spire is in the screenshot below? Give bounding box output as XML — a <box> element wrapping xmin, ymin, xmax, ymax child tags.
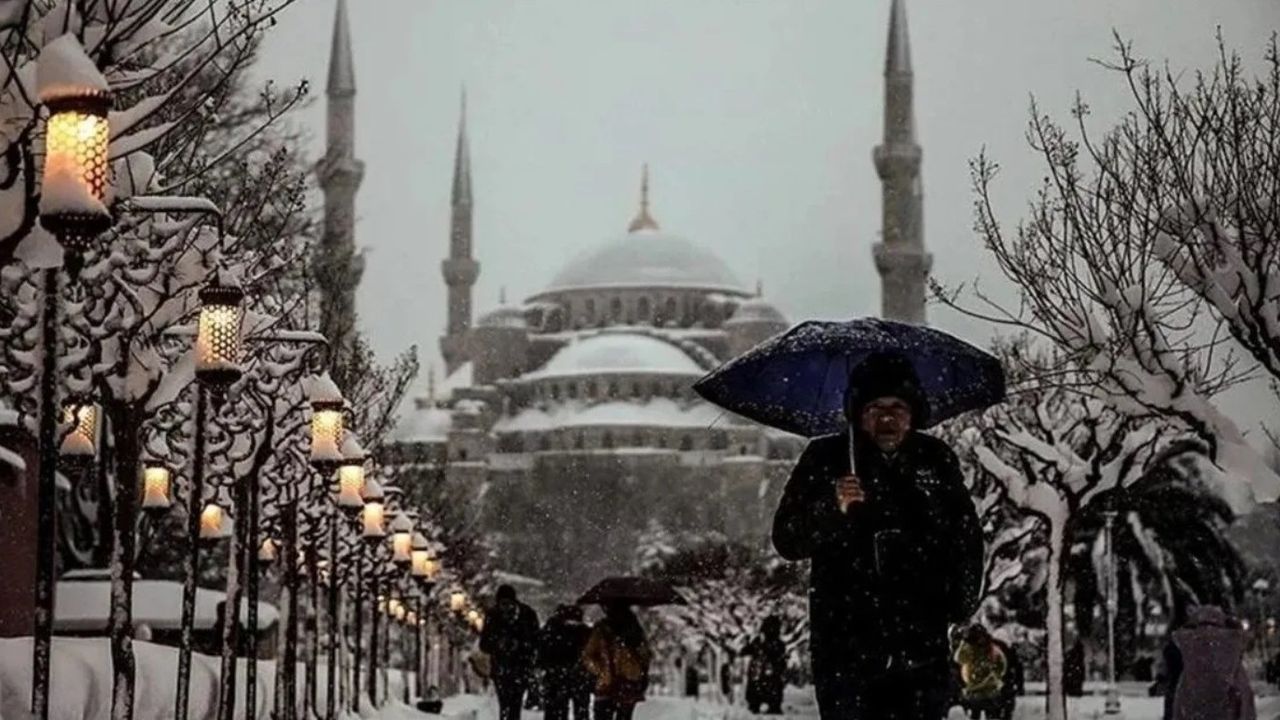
<box><xmin>440</xmin><ymin>91</ymin><xmax>480</xmax><ymax>375</ymax></box>
<box><xmin>628</xmin><ymin>164</ymin><xmax>660</xmax><ymax>233</ymax></box>
<box><xmin>315</xmin><ymin>0</ymin><xmax>365</xmax><ymax>362</ymax></box>
<box><xmin>872</xmin><ymin>0</ymin><xmax>931</xmax><ymax>324</ymax></box>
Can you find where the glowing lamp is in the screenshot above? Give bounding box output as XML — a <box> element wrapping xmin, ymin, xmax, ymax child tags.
<box><xmin>140</xmin><ymin>462</ymin><xmax>172</xmax><ymax>517</ymax></box>
<box><xmin>333</xmin><ymin>433</ymin><xmax>365</xmax><ymax>514</ymax></box>
<box><xmin>38</xmin><ymin>75</ymin><xmax>113</xmax><ymax>250</ymax></box>
<box><xmin>449</xmin><ymin>591</ymin><xmax>467</xmax><ymax>613</ymax></box>
<box><xmin>199</xmin><ymin>502</ymin><xmax>231</xmax><ymax>544</ymax></box>
<box><xmin>362</xmin><ymin>501</ymin><xmax>385</xmax><ymax>543</ymax></box>
<box><xmin>390</xmin><ymin>513</ymin><xmax>414</xmax><ymax>566</ymax></box>
<box><xmin>467</xmin><ymin>609</ymin><xmax>483</xmax><ymax>631</ymax></box>
<box><xmin>59</xmin><ymin>400</ymin><xmax>98</xmax><ymax>460</ymax></box>
<box><xmin>258</xmin><ymin>538</ymin><xmax>279</xmax><ymax>566</ymax></box>
<box><xmin>388</xmin><ymin>598</ymin><xmax>404</xmax><ymax>618</ymax></box>
<box><xmin>195</xmin><ymin>281</ymin><xmax>245</xmax><ymax>389</ymax></box>
<box><xmin>410</xmin><ymin>550</ymin><xmax>432</xmax><ymax>579</ymax></box>
<box><xmin>405</xmin><ymin>611</ymin><xmax>417</xmax><ymax>627</ymax></box>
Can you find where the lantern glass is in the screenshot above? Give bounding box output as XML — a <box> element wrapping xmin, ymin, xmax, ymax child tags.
<box><xmin>394</xmin><ymin>604</ymin><xmax>407</xmax><ymax>621</ymax></box>
<box><xmin>199</xmin><ymin>503</ymin><xmax>226</xmax><ymax>540</ymax></box>
<box><xmin>449</xmin><ymin>592</ymin><xmax>467</xmax><ymax>613</ymax></box>
<box><xmin>410</xmin><ymin>550</ymin><xmax>431</xmax><ymax>578</ymax></box>
<box><xmin>467</xmin><ymin>609</ymin><xmax>483</xmax><ymax>631</ymax></box>
<box><xmin>195</xmin><ymin>291</ymin><xmax>244</xmax><ymax>387</ymax></box>
<box><xmin>259</xmin><ymin>538</ymin><xmax>279</xmax><ymax>563</ymax></box>
<box><xmin>59</xmin><ymin>402</ymin><xmax>98</xmax><ymax>458</ymax></box>
<box><xmin>362</xmin><ymin>502</ymin><xmax>385</xmax><ymax>539</ymax></box>
<box><xmin>40</xmin><ymin>98</ymin><xmax>113</xmax><ymax>247</ymax></box>
<box><xmin>310</xmin><ymin>407</ymin><xmax>344</xmax><ymax>468</ymax></box>
<box><xmin>392</xmin><ymin>531</ymin><xmax>413</xmax><ymax>564</ymax></box>
<box><xmin>336</xmin><ymin>463</ymin><xmax>365</xmax><ymax>509</ymax></box>
<box><xmin>141</xmin><ymin>464</ymin><xmax>172</xmax><ymax>511</ymax></box>
<box><xmin>406</xmin><ymin>611</ymin><xmax>417</xmax><ymax>626</ymax></box>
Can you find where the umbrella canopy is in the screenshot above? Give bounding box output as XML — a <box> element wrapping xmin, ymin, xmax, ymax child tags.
<box><xmin>693</xmin><ymin>318</ymin><xmax>1005</xmax><ymax>437</ymax></box>
<box><xmin>577</xmin><ymin>576</ymin><xmax>686</xmax><ymax>607</ymax></box>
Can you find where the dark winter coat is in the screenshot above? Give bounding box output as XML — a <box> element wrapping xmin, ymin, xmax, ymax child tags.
<box><xmin>772</xmin><ymin>430</ymin><xmax>983</xmax><ymax>683</ymax></box>
<box><xmin>480</xmin><ymin>600</ymin><xmax>541</xmax><ymax>682</ymax></box>
<box><xmin>538</xmin><ymin>615</ymin><xmax>592</xmax><ymax>687</ymax></box>
<box><xmin>1170</xmin><ymin>606</ymin><xmax>1256</xmax><ymax>720</ymax></box>
<box><xmin>745</xmin><ymin>636</ymin><xmax>787</xmax><ymax>708</ymax></box>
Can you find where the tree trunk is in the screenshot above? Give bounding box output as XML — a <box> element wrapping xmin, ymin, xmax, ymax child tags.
<box><xmin>1045</xmin><ymin>520</ymin><xmax>1069</xmax><ymax>720</ymax></box>
<box><xmin>216</xmin><ymin>469</ymin><xmax>251</xmax><ymax>720</ymax></box>
<box><xmin>175</xmin><ymin>388</ymin><xmax>208</xmax><ymax>720</ymax></box>
<box><xmin>31</xmin><ymin>267</ymin><xmax>60</xmax><ymax>720</ymax></box>
<box><xmin>369</xmin><ymin>575</ymin><xmax>380</xmax><ymax>707</ymax></box>
<box><xmin>108</xmin><ymin>403</ymin><xmax>142</xmax><ymax>720</ymax></box>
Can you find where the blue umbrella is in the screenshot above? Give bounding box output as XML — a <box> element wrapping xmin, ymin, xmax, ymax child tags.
<box><xmin>693</xmin><ymin>318</ymin><xmax>1005</xmax><ymax>438</ymax></box>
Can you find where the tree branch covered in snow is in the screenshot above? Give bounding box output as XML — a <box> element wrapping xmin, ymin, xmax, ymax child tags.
<box><xmin>935</xmin><ymin>33</ymin><xmax>1280</xmax><ymax>512</ymax></box>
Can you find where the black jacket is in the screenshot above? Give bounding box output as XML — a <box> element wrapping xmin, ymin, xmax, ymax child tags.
<box><xmin>480</xmin><ymin>600</ymin><xmax>541</xmax><ymax>679</ymax></box>
<box><xmin>772</xmin><ymin>430</ymin><xmax>982</xmax><ymax>681</ymax></box>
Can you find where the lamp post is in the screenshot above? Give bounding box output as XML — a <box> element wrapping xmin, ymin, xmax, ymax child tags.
<box><xmin>1103</xmin><ymin>511</ymin><xmax>1122</xmax><ymax>716</ymax></box>
<box><xmin>30</xmin><ymin>33</ymin><xmax>114</xmax><ymax>718</ymax></box>
<box><xmin>140</xmin><ymin>462</ymin><xmax>173</xmax><ymax>518</ymax></box>
<box><xmin>177</xmin><ymin>276</ymin><xmax>245</xmax><ymax>720</ymax></box>
<box><xmin>326</xmin><ymin>431</ymin><xmax>362</xmax><ymax>720</ymax></box>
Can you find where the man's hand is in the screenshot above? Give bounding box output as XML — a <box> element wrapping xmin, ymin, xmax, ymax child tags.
<box><xmin>835</xmin><ymin>475</ymin><xmax>866</xmax><ymax>513</ymax></box>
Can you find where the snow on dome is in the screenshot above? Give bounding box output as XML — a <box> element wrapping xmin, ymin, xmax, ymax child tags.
<box><xmin>548</xmin><ymin>231</ymin><xmax>744</xmax><ymax>291</ymax></box>
<box><xmin>726</xmin><ymin>297</ymin><xmax>787</xmax><ymax>326</ymax></box>
<box><xmin>391</xmin><ymin>399</ymin><xmax>453</xmax><ymax>444</ymax></box>
<box><xmin>477</xmin><ymin>304</ymin><xmax>527</xmax><ymax>329</ymax></box>
<box><xmin>494</xmin><ymin>398</ymin><xmax>723</xmax><ymax>433</ymax></box>
<box><xmin>37</xmin><ymin>34</ymin><xmax>109</xmax><ymax>103</ymax></box>
<box><xmin>529</xmin><ymin>333</ymin><xmax>704</xmax><ymax>379</ymax></box>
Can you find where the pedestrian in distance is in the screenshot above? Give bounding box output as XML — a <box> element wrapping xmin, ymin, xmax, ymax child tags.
<box><xmin>1168</xmin><ymin>605</ymin><xmax>1256</xmax><ymax>720</ymax></box>
<box><xmin>771</xmin><ymin>351</ymin><xmax>984</xmax><ymax>719</ymax></box>
<box><xmin>583</xmin><ymin>602</ymin><xmax>653</xmax><ymax>720</ymax></box>
<box><xmin>744</xmin><ymin>615</ymin><xmax>788</xmax><ymax>715</ymax></box>
<box><xmin>953</xmin><ymin>624</ymin><xmax>1007</xmax><ymax>720</ymax></box>
<box><xmin>538</xmin><ymin>604</ymin><xmax>593</xmax><ymax>720</ymax></box>
<box><xmin>479</xmin><ymin>584</ymin><xmax>540</xmax><ymax>720</ymax></box>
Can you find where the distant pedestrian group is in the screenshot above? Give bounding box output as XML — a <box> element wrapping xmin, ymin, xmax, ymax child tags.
<box><xmin>478</xmin><ymin>585</ymin><xmax>653</xmax><ymax>720</ymax></box>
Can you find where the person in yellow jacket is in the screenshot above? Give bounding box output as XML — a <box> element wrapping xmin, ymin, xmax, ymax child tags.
<box><xmin>953</xmin><ymin>624</ymin><xmax>1008</xmax><ymax>720</ymax></box>
<box><xmin>582</xmin><ymin>603</ymin><xmax>652</xmax><ymax>720</ymax></box>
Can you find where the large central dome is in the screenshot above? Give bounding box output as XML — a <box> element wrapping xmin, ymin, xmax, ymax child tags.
<box><xmin>548</xmin><ymin>228</ymin><xmax>743</xmax><ymax>292</ymax></box>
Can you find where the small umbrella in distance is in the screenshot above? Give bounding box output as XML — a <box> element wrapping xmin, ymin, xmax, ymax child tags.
<box><xmin>577</xmin><ymin>576</ymin><xmax>686</xmax><ymax>607</ymax></box>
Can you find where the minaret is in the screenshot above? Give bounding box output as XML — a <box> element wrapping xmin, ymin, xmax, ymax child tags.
<box><xmin>440</xmin><ymin>93</ymin><xmax>478</xmax><ymax>375</ymax></box>
<box><xmin>872</xmin><ymin>0</ymin><xmax>931</xmax><ymax>324</ymax></box>
<box><xmin>316</xmin><ymin>0</ymin><xmax>365</xmax><ymax>357</ymax></box>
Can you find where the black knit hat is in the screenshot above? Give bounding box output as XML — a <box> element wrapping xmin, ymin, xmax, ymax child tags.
<box><xmin>843</xmin><ymin>352</ymin><xmax>929</xmax><ymax>427</ymax></box>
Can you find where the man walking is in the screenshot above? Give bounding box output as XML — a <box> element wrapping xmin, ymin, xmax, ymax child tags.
<box><xmin>480</xmin><ymin>585</ymin><xmax>540</xmax><ymax>720</ymax></box>
<box><xmin>772</xmin><ymin>352</ymin><xmax>983</xmax><ymax>718</ymax></box>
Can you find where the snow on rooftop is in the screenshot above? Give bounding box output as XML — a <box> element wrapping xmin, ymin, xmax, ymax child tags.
<box><xmin>390</xmin><ymin>399</ymin><xmax>453</xmax><ymax>444</ymax></box>
<box><xmin>55</xmin><ymin>579</ymin><xmax>278</xmax><ymax>632</ymax></box>
<box><xmin>494</xmin><ymin>398</ymin><xmax>723</xmax><ymax>433</ymax></box>
<box><xmin>439</xmin><ymin>362</ymin><xmax>473</xmax><ymax>400</ymax></box>
<box><xmin>526</xmin><ymin>333</ymin><xmax>704</xmax><ymax>380</ymax></box>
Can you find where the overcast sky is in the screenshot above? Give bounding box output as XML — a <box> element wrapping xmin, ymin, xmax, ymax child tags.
<box><xmin>253</xmin><ymin>0</ymin><xmax>1278</xmax><ymax>431</ymax></box>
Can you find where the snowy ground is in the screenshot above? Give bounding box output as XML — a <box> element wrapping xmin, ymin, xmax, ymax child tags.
<box><xmin>3</xmin><ymin>639</ymin><xmax>1276</xmax><ymax>720</ymax></box>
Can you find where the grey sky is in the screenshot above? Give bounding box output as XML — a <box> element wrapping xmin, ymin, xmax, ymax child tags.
<box><xmin>254</xmin><ymin>0</ymin><xmax>1278</xmax><ymax>429</ymax></box>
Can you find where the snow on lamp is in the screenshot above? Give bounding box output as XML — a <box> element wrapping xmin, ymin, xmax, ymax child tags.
<box><xmin>307</xmin><ymin>373</ymin><xmax>345</xmax><ymax>472</ymax></box>
<box><xmin>37</xmin><ymin>34</ymin><xmax>113</xmax><ymax>251</ymax></box>
<box><xmin>410</xmin><ymin>532</ymin><xmax>435</xmax><ymax>580</ymax></box>
<box><xmin>140</xmin><ymin>462</ymin><xmax>172</xmax><ymax>517</ymax></box>
<box><xmin>258</xmin><ymin>538</ymin><xmax>279</xmax><ymax>567</ymax></box>
<box><xmin>334</xmin><ymin>432</ymin><xmax>365</xmax><ymax>516</ymax></box>
<box><xmin>195</xmin><ymin>279</ymin><xmax>245</xmax><ymax>390</ymax></box>
<box><xmin>389</xmin><ymin>513</ymin><xmax>414</xmax><ymax>567</ymax></box>
<box><xmin>58</xmin><ymin>400</ymin><xmax>98</xmax><ymax>460</ymax></box>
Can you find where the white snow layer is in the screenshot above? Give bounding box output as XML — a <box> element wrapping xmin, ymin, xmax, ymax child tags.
<box><xmin>55</xmin><ymin>578</ymin><xmax>278</xmax><ymax>632</ymax></box>
<box><xmin>37</xmin><ymin>34</ymin><xmax>109</xmax><ymax>102</ymax></box>
<box><xmin>494</xmin><ymin>398</ymin><xmax>722</xmax><ymax>432</ymax></box>
<box><xmin>527</xmin><ymin>334</ymin><xmax>704</xmax><ymax>379</ymax></box>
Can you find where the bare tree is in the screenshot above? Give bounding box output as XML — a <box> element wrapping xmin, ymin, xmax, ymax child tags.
<box><xmin>937</xmin><ymin>33</ymin><xmax>1280</xmax><ymax>514</ymax></box>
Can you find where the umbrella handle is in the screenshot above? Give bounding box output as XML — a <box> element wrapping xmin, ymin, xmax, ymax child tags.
<box><xmin>839</xmin><ymin>431</ymin><xmax>859</xmax><ymax>514</ymax></box>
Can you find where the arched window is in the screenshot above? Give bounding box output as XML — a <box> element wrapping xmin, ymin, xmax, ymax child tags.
<box><xmin>711</xmin><ymin>431</ymin><xmax>729</xmax><ymax>450</ymax></box>
<box><xmin>632</xmin><ymin>383</ymin><xmax>642</xmax><ymax>399</ymax></box>
<box><xmin>651</xmin><ymin>381</ymin><xmax>662</xmax><ymax>398</ymax></box>
<box><xmin>679</xmin><ymin>435</ymin><xmax>694</xmax><ymax>451</ymax></box>
<box><xmin>607</xmin><ymin>382</ymin><xmax>619</xmax><ymax>398</ymax></box>
<box><xmin>637</xmin><ymin>297</ymin><xmax>651</xmax><ymax>322</ymax></box>
<box><xmin>664</xmin><ymin>297</ymin><xmax>678</xmax><ymax>323</ymax></box>
<box><xmin>539</xmin><ymin>435</ymin><xmax>552</xmax><ymax>451</ymax></box>
<box><xmin>602</xmin><ymin>431</ymin><xmax>615</xmax><ymax>449</ymax></box>
<box><xmin>550</xmin><ymin>384</ymin><xmax>561</xmax><ymax>400</ymax></box>
<box><xmin>656</xmin><ymin>434</ymin><xmax>667</xmax><ymax>448</ymax></box>
<box><xmin>610</xmin><ymin>297</ymin><xmax>623</xmax><ymax>321</ymax></box>
<box><xmin>587</xmin><ymin>382</ymin><xmax>598</xmax><ymax>399</ymax></box>
<box><xmin>574</xmin><ymin>433</ymin><xmax>585</xmax><ymax>450</ymax></box>
<box><xmin>585</xmin><ymin>298</ymin><xmax>596</xmax><ymax>323</ymax></box>
<box><xmin>458</xmin><ymin>448</ymin><xmax>469</xmax><ymax>461</ymax></box>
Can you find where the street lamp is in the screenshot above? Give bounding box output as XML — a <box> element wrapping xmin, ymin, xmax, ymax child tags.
<box><xmin>335</xmin><ymin>433</ymin><xmax>366</xmax><ymax>516</ymax></box>
<box><xmin>195</xmin><ymin>279</ymin><xmax>245</xmax><ymax>392</ymax></box>
<box><xmin>362</xmin><ymin>496</ymin><xmax>386</xmax><ymax>545</ymax></box>
<box><xmin>37</xmin><ymin>37</ymin><xmax>113</xmax><ymax>252</ymax></box>
<box><xmin>58</xmin><ymin>399</ymin><xmax>98</xmax><ymax>461</ymax></box>
<box><xmin>140</xmin><ymin>461</ymin><xmax>172</xmax><ymax>517</ymax></box>
<box><xmin>258</xmin><ymin>538</ymin><xmax>279</xmax><ymax>567</ymax></box>
<box><xmin>308</xmin><ymin>373</ymin><xmax>345</xmax><ymax>473</ymax></box>
<box><xmin>390</xmin><ymin>513</ymin><xmax>414</xmax><ymax>567</ymax></box>
<box><xmin>449</xmin><ymin>591</ymin><xmax>467</xmax><ymax>614</ymax></box>
<box><xmin>410</xmin><ymin>533</ymin><xmax>435</xmax><ymax>581</ymax></box>
<box><xmin>200</xmin><ymin>501</ymin><xmax>232</xmax><ymax>545</ymax></box>
<box><xmin>466</xmin><ymin>609</ymin><xmax>483</xmax><ymax>632</ymax></box>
